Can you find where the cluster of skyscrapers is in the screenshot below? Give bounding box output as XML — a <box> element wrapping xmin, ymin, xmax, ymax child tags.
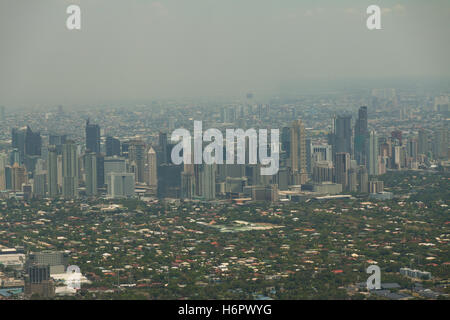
<box><xmin>0</xmin><ymin>105</ymin><xmax>448</xmax><ymax>201</ymax></box>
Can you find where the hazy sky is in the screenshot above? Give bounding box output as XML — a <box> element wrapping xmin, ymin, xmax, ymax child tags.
<box><xmin>1</xmin><ymin>0</ymin><xmax>449</xmax><ymax>106</ymax></box>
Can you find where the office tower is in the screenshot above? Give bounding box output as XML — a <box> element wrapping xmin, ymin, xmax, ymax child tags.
<box><xmin>157</xmin><ymin>163</ymin><xmax>182</xmax><ymax>198</ymax></box>
<box><xmin>85</xmin><ymin>120</ymin><xmax>100</xmax><ymax>153</ymax></box>
<box><xmin>11</xmin><ymin>127</ymin><xmax>26</xmax><ymax>163</ymax></box>
<box><xmin>104</xmin><ymin>156</ymin><xmax>126</xmax><ymax>176</ymax></box>
<box><xmin>281</xmin><ymin>126</ymin><xmax>291</xmax><ymax>157</ymax></box>
<box><xmin>312</xmin><ymin>161</ymin><xmax>334</xmax><ymax>183</ymax></box>
<box><xmin>418</xmin><ymin>129</ymin><xmax>429</xmax><ymax>156</ymax></box>
<box><xmin>354</xmin><ymin>106</ymin><xmax>368</xmax><ymax>165</ymax></box>
<box><xmin>33</xmin><ymin>172</ymin><xmax>47</xmax><ymax>197</ymax></box>
<box><xmin>28</xmin><ymin>251</ymin><xmax>68</xmax><ymax>274</ymax></box>
<box><xmin>49</xmin><ymin>134</ymin><xmax>67</xmax><ymax>155</ymax></box>
<box><xmin>329</xmin><ymin>115</ymin><xmax>352</xmax><ymax>157</ymax></box>
<box><xmin>128</xmin><ymin>140</ymin><xmax>146</xmax><ymax>183</ymax></box>
<box><xmin>84</xmin><ymin>153</ymin><xmax>97</xmax><ymax>196</ymax></box>
<box><xmin>105</xmin><ymin>136</ymin><xmax>121</xmax><ymax>156</ymax></box>
<box><xmin>25</xmin><ymin>126</ymin><xmax>42</xmax><ymax>156</ymax></box>
<box><xmin>366</xmin><ymin>131</ymin><xmax>379</xmax><ymax>176</ymax></box>
<box><xmin>391</xmin><ymin>130</ymin><xmax>402</xmax><ymax>145</ymax></box>
<box><xmin>158</xmin><ymin>132</ymin><xmax>168</xmax><ymax>165</ymax></box>
<box><xmin>147</xmin><ymin>147</ymin><xmax>158</xmax><ymax>187</ymax></box>
<box><xmin>358</xmin><ymin>166</ymin><xmax>369</xmax><ymax>193</ymax></box>
<box><xmin>9</xmin><ymin>149</ymin><xmax>20</xmax><ymax>166</ymax></box>
<box><xmin>311</xmin><ymin>144</ymin><xmax>332</xmax><ymax>164</ymax></box>
<box><xmin>96</xmin><ymin>153</ymin><xmax>105</xmax><ymax>189</ymax></box>
<box><xmin>407</xmin><ymin>138</ymin><xmax>418</xmax><ymax>161</ymax></box>
<box><xmin>432</xmin><ymin>126</ymin><xmax>448</xmax><ymax>159</ymax></box>
<box><xmin>200</xmin><ymin>164</ymin><xmax>216</xmax><ymax>200</ymax></box>
<box><xmin>290</xmin><ymin>118</ymin><xmax>308</xmax><ymax>184</ymax></box>
<box><xmin>12</xmin><ymin>126</ymin><xmax>41</xmax><ymax>163</ymax></box>
<box><xmin>369</xmin><ymin>180</ymin><xmax>384</xmax><ymax>194</ymax></box>
<box><xmin>251</xmin><ymin>184</ymin><xmax>279</xmax><ymax>202</ymax></box>
<box><xmin>181</xmin><ymin>171</ymin><xmax>194</xmax><ymax>199</ymax></box>
<box><xmin>0</xmin><ymin>152</ymin><xmax>7</xmax><ymax>191</ymax></box>
<box><xmin>11</xmin><ymin>163</ymin><xmax>27</xmax><ymax>191</ymax></box>
<box><xmin>106</xmin><ymin>172</ymin><xmax>135</xmax><ymax>198</ymax></box>
<box><xmin>334</xmin><ymin>152</ymin><xmax>350</xmax><ymax>191</ymax></box>
<box><xmin>25</xmin><ymin>265</ymin><xmax>55</xmax><ymax>298</ymax></box>
<box><xmin>348</xmin><ymin>168</ymin><xmax>357</xmax><ymax>192</ymax></box>
<box><xmin>62</xmin><ymin>140</ymin><xmax>78</xmax><ymax>198</ymax></box>
<box><xmin>392</xmin><ymin>145</ymin><xmax>402</xmax><ymax>169</ymax></box>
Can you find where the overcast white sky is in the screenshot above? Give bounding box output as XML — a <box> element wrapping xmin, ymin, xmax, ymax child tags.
<box><xmin>1</xmin><ymin>0</ymin><xmax>449</xmax><ymax>106</ymax></box>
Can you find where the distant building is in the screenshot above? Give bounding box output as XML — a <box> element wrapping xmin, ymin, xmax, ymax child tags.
<box><xmin>334</xmin><ymin>152</ymin><xmax>350</xmax><ymax>191</ymax></box>
<box><xmin>105</xmin><ymin>136</ymin><xmax>121</xmax><ymax>156</ymax></box>
<box><xmin>106</xmin><ymin>172</ymin><xmax>135</xmax><ymax>198</ymax></box>
<box><xmin>400</xmin><ymin>267</ymin><xmax>431</xmax><ymax>280</ymax></box>
<box><xmin>85</xmin><ymin>120</ymin><xmax>100</xmax><ymax>154</ymax></box>
<box><xmin>62</xmin><ymin>141</ymin><xmax>78</xmax><ymax>198</ymax></box>
<box><xmin>84</xmin><ymin>152</ymin><xmax>97</xmax><ymax>196</ymax></box>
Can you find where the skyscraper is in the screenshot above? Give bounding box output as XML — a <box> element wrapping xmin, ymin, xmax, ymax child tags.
<box><xmin>200</xmin><ymin>163</ymin><xmax>216</xmax><ymax>200</ymax></box>
<box><xmin>354</xmin><ymin>106</ymin><xmax>368</xmax><ymax>165</ymax></box>
<box><xmin>418</xmin><ymin>129</ymin><xmax>429</xmax><ymax>156</ymax></box>
<box><xmin>334</xmin><ymin>152</ymin><xmax>350</xmax><ymax>191</ymax></box>
<box><xmin>106</xmin><ymin>172</ymin><xmax>135</xmax><ymax>198</ymax></box>
<box><xmin>105</xmin><ymin>136</ymin><xmax>121</xmax><ymax>156</ymax></box>
<box><xmin>158</xmin><ymin>132</ymin><xmax>168</xmax><ymax>165</ymax></box>
<box><xmin>366</xmin><ymin>131</ymin><xmax>379</xmax><ymax>176</ymax></box>
<box><xmin>330</xmin><ymin>115</ymin><xmax>352</xmax><ymax>157</ymax></box>
<box><xmin>47</xmin><ymin>146</ymin><xmax>58</xmax><ymax>197</ymax></box>
<box><xmin>0</xmin><ymin>152</ymin><xmax>7</xmax><ymax>191</ymax></box>
<box><xmin>290</xmin><ymin>118</ymin><xmax>308</xmax><ymax>184</ymax></box>
<box><xmin>147</xmin><ymin>147</ymin><xmax>158</xmax><ymax>187</ymax></box>
<box><xmin>85</xmin><ymin>120</ymin><xmax>100</xmax><ymax>154</ymax></box>
<box><xmin>84</xmin><ymin>152</ymin><xmax>97</xmax><ymax>196</ymax></box>
<box><xmin>129</xmin><ymin>140</ymin><xmax>146</xmax><ymax>183</ymax></box>
<box><xmin>62</xmin><ymin>140</ymin><xmax>78</xmax><ymax>198</ymax></box>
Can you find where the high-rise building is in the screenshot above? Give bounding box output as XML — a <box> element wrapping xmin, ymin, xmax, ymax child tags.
<box><xmin>96</xmin><ymin>153</ymin><xmax>105</xmax><ymax>189</ymax></box>
<box><xmin>11</xmin><ymin>127</ymin><xmax>26</xmax><ymax>164</ymax></box>
<box><xmin>105</xmin><ymin>136</ymin><xmax>121</xmax><ymax>156</ymax></box>
<box><xmin>433</xmin><ymin>126</ymin><xmax>448</xmax><ymax>159</ymax></box>
<box><xmin>106</xmin><ymin>172</ymin><xmax>135</xmax><ymax>198</ymax></box>
<box><xmin>24</xmin><ymin>126</ymin><xmax>41</xmax><ymax>157</ymax></box>
<box><xmin>49</xmin><ymin>134</ymin><xmax>67</xmax><ymax>155</ymax></box>
<box><xmin>407</xmin><ymin>138</ymin><xmax>418</xmax><ymax>162</ymax></box>
<box><xmin>147</xmin><ymin>147</ymin><xmax>158</xmax><ymax>187</ymax></box>
<box><xmin>84</xmin><ymin>152</ymin><xmax>97</xmax><ymax>196</ymax></box>
<box><xmin>0</xmin><ymin>152</ymin><xmax>7</xmax><ymax>191</ymax></box>
<box><xmin>354</xmin><ymin>106</ymin><xmax>368</xmax><ymax>166</ymax></box>
<box><xmin>129</xmin><ymin>140</ymin><xmax>146</xmax><ymax>183</ymax></box>
<box><xmin>418</xmin><ymin>129</ymin><xmax>429</xmax><ymax>156</ymax></box>
<box><xmin>47</xmin><ymin>147</ymin><xmax>58</xmax><ymax>197</ymax></box>
<box><xmin>62</xmin><ymin>140</ymin><xmax>78</xmax><ymax>198</ymax></box>
<box><xmin>330</xmin><ymin>115</ymin><xmax>352</xmax><ymax>157</ymax></box>
<box><xmin>33</xmin><ymin>172</ymin><xmax>47</xmax><ymax>197</ymax></box>
<box><xmin>334</xmin><ymin>152</ymin><xmax>350</xmax><ymax>191</ymax></box>
<box><xmin>200</xmin><ymin>164</ymin><xmax>216</xmax><ymax>200</ymax></box>
<box><xmin>358</xmin><ymin>166</ymin><xmax>369</xmax><ymax>193</ymax></box>
<box><xmin>366</xmin><ymin>131</ymin><xmax>379</xmax><ymax>175</ymax></box>
<box><xmin>369</xmin><ymin>180</ymin><xmax>384</xmax><ymax>194</ymax></box>
<box><xmin>104</xmin><ymin>156</ymin><xmax>126</xmax><ymax>178</ymax></box>
<box><xmin>158</xmin><ymin>132</ymin><xmax>168</xmax><ymax>165</ymax></box>
<box><xmin>11</xmin><ymin>163</ymin><xmax>27</xmax><ymax>191</ymax></box>
<box><xmin>85</xmin><ymin>120</ymin><xmax>100</xmax><ymax>153</ymax></box>
<box><xmin>312</xmin><ymin>161</ymin><xmax>333</xmax><ymax>183</ymax></box>
<box><xmin>290</xmin><ymin>118</ymin><xmax>308</xmax><ymax>184</ymax></box>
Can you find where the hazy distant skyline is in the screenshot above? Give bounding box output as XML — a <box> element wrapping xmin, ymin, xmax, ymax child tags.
<box><xmin>1</xmin><ymin>0</ymin><xmax>450</xmax><ymax>106</ymax></box>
